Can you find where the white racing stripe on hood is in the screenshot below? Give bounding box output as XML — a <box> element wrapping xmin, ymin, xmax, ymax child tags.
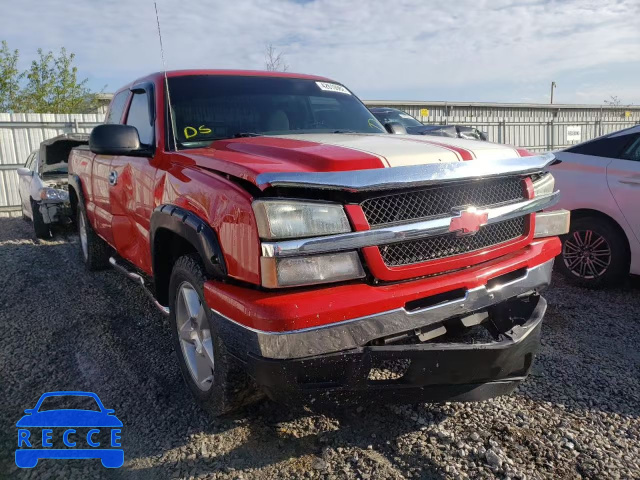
<box><xmin>277</xmin><ymin>133</ymin><xmax>461</xmax><ymax>167</ymax></box>
<box><xmin>402</xmin><ymin>135</ymin><xmax>521</xmax><ymax>160</ymax></box>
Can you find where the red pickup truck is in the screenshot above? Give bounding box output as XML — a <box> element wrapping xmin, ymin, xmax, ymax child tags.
<box><xmin>68</xmin><ymin>70</ymin><xmax>568</xmax><ymax>415</ymax></box>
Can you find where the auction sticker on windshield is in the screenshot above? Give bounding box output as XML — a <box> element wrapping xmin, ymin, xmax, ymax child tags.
<box><xmin>15</xmin><ymin>391</ymin><xmax>123</xmax><ymax>469</ymax></box>
<box><xmin>315</xmin><ymin>82</ymin><xmax>351</xmax><ymax>94</ymax></box>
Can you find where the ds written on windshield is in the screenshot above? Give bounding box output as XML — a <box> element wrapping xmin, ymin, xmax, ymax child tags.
<box><xmin>167</xmin><ymin>75</ymin><xmax>386</xmax><ymax>147</ymax></box>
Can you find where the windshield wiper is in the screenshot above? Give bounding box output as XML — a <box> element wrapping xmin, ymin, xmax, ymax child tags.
<box><xmin>332</xmin><ymin>129</ymin><xmax>357</xmax><ymax>134</ymax></box>
<box><xmin>233</xmin><ymin>132</ymin><xmax>263</xmax><ymax>138</ymax></box>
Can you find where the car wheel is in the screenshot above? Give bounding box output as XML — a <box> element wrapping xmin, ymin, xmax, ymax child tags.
<box><xmin>557</xmin><ymin>216</ymin><xmax>629</xmax><ymax>288</ymax></box>
<box><xmin>77</xmin><ymin>206</ymin><xmax>110</xmax><ymax>271</ymax></box>
<box><xmin>169</xmin><ymin>254</ymin><xmax>262</xmax><ymax>416</ymax></box>
<box><xmin>31</xmin><ymin>200</ymin><xmax>51</xmax><ymax>239</ymax></box>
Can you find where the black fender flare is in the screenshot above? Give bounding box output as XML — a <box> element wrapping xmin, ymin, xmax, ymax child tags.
<box><xmin>67</xmin><ymin>174</ymin><xmax>86</xmax><ymax>208</ymax></box>
<box><xmin>150</xmin><ymin>204</ymin><xmax>227</xmax><ymax>280</ymax></box>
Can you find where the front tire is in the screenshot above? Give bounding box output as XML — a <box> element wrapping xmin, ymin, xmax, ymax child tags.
<box><xmin>77</xmin><ymin>206</ymin><xmax>110</xmax><ymax>271</ymax></box>
<box><xmin>169</xmin><ymin>254</ymin><xmax>262</xmax><ymax>416</ymax></box>
<box><xmin>557</xmin><ymin>215</ymin><xmax>629</xmax><ymax>288</ymax></box>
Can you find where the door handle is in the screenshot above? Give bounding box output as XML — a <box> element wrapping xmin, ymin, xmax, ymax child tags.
<box><xmin>108</xmin><ymin>170</ymin><xmax>118</xmax><ymax>186</ymax></box>
<box><xmin>619</xmin><ymin>179</ymin><xmax>640</xmax><ymax>186</ymax></box>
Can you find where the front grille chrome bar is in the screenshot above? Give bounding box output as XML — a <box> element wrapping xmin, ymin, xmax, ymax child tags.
<box><xmin>261</xmin><ymin>191</ymin><xmax>559</xmax><ymax>258</ymax></box>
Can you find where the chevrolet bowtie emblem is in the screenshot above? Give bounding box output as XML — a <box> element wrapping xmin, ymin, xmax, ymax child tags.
<box><xmin>449</xmin><ymin>208</ymin><xmax>488</xmax><ymax>235</ymax></box>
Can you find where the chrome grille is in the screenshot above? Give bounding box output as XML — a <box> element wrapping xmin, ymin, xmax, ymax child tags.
<box><xmin>379</xmin><ymin>217</ymin><xmax>527</xmax><ymax>267</ymax></box>
<box><xmin>361</xmin><ymin>177</ymin><xmax>524</xmax><ymax>227</ymax></box>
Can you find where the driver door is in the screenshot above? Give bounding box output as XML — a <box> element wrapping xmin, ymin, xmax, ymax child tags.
<box><xmin>108</xmin><ymin>87</ymin><xmax>158</xmax><ymax>274</ymax></box>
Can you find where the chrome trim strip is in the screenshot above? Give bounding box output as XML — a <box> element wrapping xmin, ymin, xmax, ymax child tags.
<box><xmin>109</xmin><ymin>257</ymin><xmax>170</xmax><ymax>316</ymax></box>
<box><xmin>256</xmin><ymin>153</ymin><xmax>555</xmax><ymax>192</ymax></box>
<box><xmin>261</xmin><ymin>191</ymin><xmax>559</xmax><ymax>258</ymax></box>
<box><xmin>213</xmin><ymin>258</ymin><xmax>554</xmax><ymax>359</ymax></box>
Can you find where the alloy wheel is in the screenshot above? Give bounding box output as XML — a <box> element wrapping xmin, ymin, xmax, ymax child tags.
<box><xmin>563</xmin><ymin>229</ymin><xmax>612</xmax><ymax>279</ymax></box>
<box><xmin>79</xmin><ymin>213</ymin><xmax>88</xmax><ymax>260</ymax></box>
<box><xmin>175</xmin><ymin>282</ymin><xmax>215</xmax><ymax>391</ymax></box>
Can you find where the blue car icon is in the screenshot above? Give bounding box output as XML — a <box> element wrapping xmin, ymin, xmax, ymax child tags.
<box><xmin>15</xmin><ymin>391</ymin><xmax>123</xmax><ymax>468</ymax></box>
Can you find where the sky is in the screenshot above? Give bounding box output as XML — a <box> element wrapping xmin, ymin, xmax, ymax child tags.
<box><xmin>3</xmin><ymin>0</ymin><xmax>639</xmax><ymax>104</ymax></box>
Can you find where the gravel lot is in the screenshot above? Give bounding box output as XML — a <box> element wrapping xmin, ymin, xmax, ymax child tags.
<box><xmin>1</xmin><ymin>217</ymin><xmax>639</xmax><ymax>479</ymax></box>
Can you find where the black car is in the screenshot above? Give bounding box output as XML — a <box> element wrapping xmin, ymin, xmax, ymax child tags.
<box><xmin>370</xmin><ymin>107</ymin><xmax>487</xmax><ymax>140</ymax></box>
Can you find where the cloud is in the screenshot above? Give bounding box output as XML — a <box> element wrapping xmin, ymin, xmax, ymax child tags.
<box><xmin>2</xmin><ymin>0</ymin><xmax>639</xmax><ymax>103</ymax></box>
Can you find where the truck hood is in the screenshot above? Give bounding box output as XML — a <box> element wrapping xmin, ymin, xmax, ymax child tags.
<box><xmin>39</xmin><ymin>133</ymin><xmax>89</xmax><ymax>174</ymax></box>
<box><xmin>181</xmin><ymin>133</ymin><xmax>527</xmax><ymax>187</ymax></box>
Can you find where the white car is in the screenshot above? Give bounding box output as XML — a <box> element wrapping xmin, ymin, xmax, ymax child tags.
<box><xmin>551</xmin><ymin>125</ymin><xmax>640</xmax><ymax>287</ymax></box>
<box><xmin>17</xmin><ymin>133</ymin><xmax>88</xmax><ymax>238</ymax></box>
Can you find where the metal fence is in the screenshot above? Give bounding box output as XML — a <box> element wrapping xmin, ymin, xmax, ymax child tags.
<box><xmin>364</xmin><ymin>101</ymin><xmax>640</xmax><ymax>152</ymax></box>
<box><xmin>420</xmin><ymin>117</ymin><xmax>637</xmax><ymax>152</ymax></box>
<box><xmin>364</xmin><ymin>100</ymin><xmax>640</xmax><ymax>122</ymax></box>
<box><xmin>1</xmin><ymin>105</ymin><xmax>639</xmax><ymax>215</ymax></box>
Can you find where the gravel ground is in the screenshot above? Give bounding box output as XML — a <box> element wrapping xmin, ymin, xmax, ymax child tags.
<box><xmin>1</xmin><ymin>217</ymin><xmax>638</xmax><ymax>479</ymax></box>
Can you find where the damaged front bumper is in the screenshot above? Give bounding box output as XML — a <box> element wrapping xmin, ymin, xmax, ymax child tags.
<box><xmin>215</xmin><ymin>257</ymin><xmax>554</xmax><ymax>405</ymax></box>
<box><xmin>38</xmin><ymin>201</ymin><xmax>72</xmax><ymax>225</ymax></box>
<box><xmin>215</xmin><ymin>258</ymin><xmax>553</xmax><ymax>359</ymax></box>
<box><xmin>243</xmin><ymin>295</ymin><xmax>546</xmax><ymax>405</ymax></box>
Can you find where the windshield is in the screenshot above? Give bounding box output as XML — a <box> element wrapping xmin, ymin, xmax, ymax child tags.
<box><xmin>372</xmin><ymin>109</ymin><xmax>423</xmax><ymax>128</ymax></box>
<box><xmin>167</xmin><ymin>75</ymin><xmax>386</xmax><ymax>149</ymax></box>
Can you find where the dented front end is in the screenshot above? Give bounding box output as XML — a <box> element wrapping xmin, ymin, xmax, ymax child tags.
<box><xmin>206</xmin><ymin>154</ymin><xmax>568</xmax><ymax>404</ymax></box>
<box><xmin>38</xmin><ymin>180</ymin><xmax>72</xmax><ymax>225</ymax></box>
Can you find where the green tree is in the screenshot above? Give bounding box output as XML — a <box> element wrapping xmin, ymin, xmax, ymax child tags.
<box><xmin>0</xmin><ymin>40</ymin><xmax>23</xmax><ymax>111</ymax></box>
<box><xmin>19</xmin><ymin>47</ymin><xmax>102</xmax><ymax>113</ymax></box>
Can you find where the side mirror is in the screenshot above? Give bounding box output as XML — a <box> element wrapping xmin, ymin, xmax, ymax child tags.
<box><xmin>105</xmin><ymin>409</ymin><xmax>115</xmax><ymax>414</ymax></box>
<box><xmin>480</xmin><ymin>131</ymin><xmax>489</xmax><ymax>141</ymax></box>
<box><xmin>89</xmin><ymin>124</ymin><xmax>147</xmax><ymax>156</ymax></box>
<box><xmin>17</xmin><ymin>167</ymin><xmax>32</xmax><ymax>177</ymax></box>
<box><xmin>384</xmin><ymin>122</ymin><xmax>407</xmax><ymax>135</ymax></box>
<box><xmin>24</xmin><ymin>409</ymin><xmax>35</xmax><ymax>414</ymax></box>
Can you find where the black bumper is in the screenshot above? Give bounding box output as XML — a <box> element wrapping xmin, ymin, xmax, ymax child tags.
<box><xmin>239</xmin><ymin>295</ymin><xmax>546</xmax><ymax>405</ymax></box>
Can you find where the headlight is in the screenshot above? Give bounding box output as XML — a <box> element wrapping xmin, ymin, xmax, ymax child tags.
<box><xmin>253</xmin><ymin>200</ymin><xmax>351</xmax><ymax>239</ymax></box>
<box><xmin>39</xmin><ymin>188</ymin><xmax>69</xmax><ymax>202</ymax></box>
<box><xmin>534</xmin><ymin>209</ymin><xmax>570</xmax><ymax>238</ymax></box>
<box><xmin>532</xmin><ymin>173</ymin><xmax>555</xmax><ymax>197</ymax></box>
<box><xmin>261</xmin><ymin>252</ymin><xmax>365</xmax><ymax>288</ymax></box>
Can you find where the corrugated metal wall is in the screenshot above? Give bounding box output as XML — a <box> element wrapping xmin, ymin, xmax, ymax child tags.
<box><xmin>0</xmin><ymin>113</ymin><xmax>102</xmax><ymax>215</ymax></box>
<box><xmin>1</xmin><ymin>103</ymin><xmax>639</xmax><ymax>215</ymax></box>
<box><xmin>364</xmin><ymin>101</ymin><xmax>640</xmax><ymax>152</ymax></box>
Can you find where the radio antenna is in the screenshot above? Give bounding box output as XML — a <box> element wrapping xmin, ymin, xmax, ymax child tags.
<box><xmin>154</xmin><ymin>2</ymin><xmax>178</xmax><ymax>151</ymax></box>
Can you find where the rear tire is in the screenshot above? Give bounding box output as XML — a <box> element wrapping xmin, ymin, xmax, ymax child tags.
<box><xmin>169</xmin><ymin>254</ymin><xmax>262</xmax><ymax>416</ymax></box>
<box><xmin>31</xmin><ymin>200</ymin><xmax>51</xmax><ymax>239</ymax></box>
<box><xmin>557</xmin><ymin>215</ymin><xmax>629</xmax><ymax>288</ymax></box>
<box><xmin>77</xmin><ymin>206</ymin><xmax>110</xmax><ymax>271</ymax></box>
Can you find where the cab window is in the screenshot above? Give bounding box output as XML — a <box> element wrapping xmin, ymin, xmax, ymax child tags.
<box><xmin>621</xmin><ymin>135</ymin><xmax>640</xmax><ymax>162</ymax></box>
<box><xmin>24</xmin><ymin>152</ymin><xmax>35</xmax><ymax>169</ymax></box>
<box><xmin>566</xmin><ymin>134</ymin><xmax>635</xmax><ymax>159</ymax></box>
<box><xmin>105</xmin><ymin>90</ymin><xmax>130</xmax><ymax>124</ymax></box>
<box><xmin>125</xmin><ymin>92</ymin><xmax>154</xmax><ymax>146</ymax></box>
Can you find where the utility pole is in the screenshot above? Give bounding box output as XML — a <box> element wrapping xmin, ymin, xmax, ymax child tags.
<box><xmin>550</xmin><ymin>81</ymin><xmax>557</xmax><ymax>104</ymax></box>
